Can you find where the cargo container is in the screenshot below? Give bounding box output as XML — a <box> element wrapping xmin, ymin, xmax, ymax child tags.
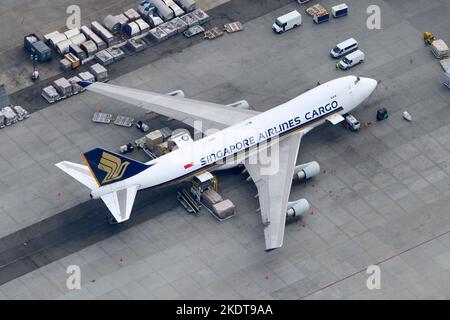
<box><xmin>444</xmin><ymin>69</ymin><xmax>450</xmax><ymax>89</ymax></box>
<box><xmin>106</xmin><ymin>47</ymin><xmax>125</xmax><ymax>61</ymax></box>
<box><xmin>180</xmin><ymin>13</ymin><xmax>198</xmax><ymax>27</ymax></box>
<box><xmin>59</xmin><ymin>58</ymin><xmax>72</xmax><ymax>72</ymax></box>
<box><xmin>78</xmin><ymin>71</ymin><xmax>95</xmax><ymax>83</ymax></box>
<box><xmin>149</xmin><ymin>0</ymin><xmax>174</xmax><ymax>21</ymax></box>
<box><xmin>135</xmin><ymin>18</ymin><xmax>150</xmax><ymax>33</ymax></box>
<box><xmin>331</xmin><ymin>3</ymin><xmax>348</xmax><ymax>18</ymax></box>
<box><xmin>64</xmin><ymin>28</ymin><xmax>80</xmax><ymax>39</ymax></box>
<box><xmin>172</xmin><ymin>17</ymin><xmax>188</xmax><ymax>32</ymax></box>
<box><xmin>24</xmin><ymin>34</ymin><xmax>52</xmax><ymax>62</ymax></box>
<box><xmin>313</xmin><ymin>11</ymin><xmax>330</xmax><ymax>24</ymax></box>
<box><xmin>145</xmin><ymin>12</ymin><xmax>164</xmax><ymax>28</ymax></box>
<box><xmin>0</xmin><ymin>111</ymin><xmax>5</xmax><ymax>128</ymax></box>
<box><xmin>69</xmin><ymin>44</ymin><xmax>87</xmax><ymax>60</ymax></box>
<box><xmin>127</xmin><ymin>37</ymin><xmax>147</xmax><ymax>52</ymax></box>
<box><xmin>69</xmin><ymin>33</ymin><xmax>86</xmax><ymax>46</ymax></box>
<box><xmin>55</xmin><ymin>39</ymin><xmax>73</xmax><ymax>55</ymax></box>
<box><xmin>53</xmin><ymin>77</ymin><xmax>73</xmax><ymax>97</ymax></box>
<box><xmin>13</xmin><ymin>105</ymin><xmax>29</xmax><ymax>120</ymax></box>
<box><xmin>139</xmin><ymin>0</ymin><xmax>156</xmax><ymax>15</ymax></box>
<box><xmin>191</xmin><ymin>9</ymin><xmax>209</xmax><ymax>24</ymax></box>
<box><xmin>103</xmin><ymin>15</ymin><xmax>121</xmax><ymax>33</ymax></box>
<box><xmin>64</xmin><ymin>53</ymin><xmax>80</xmax><ymax>69</ymax></box>
<box><xmin>80</xmin><ymin>25</ymin><xmax>93</xmax><ymax>37</ymax></box>
<box><xmin>43</xmin><ymin>31</ymin><xmax>60</xmax><ymax>44</ymax></box>
<box><xmin>124</xmin><ymin>8</ymin><xmax>141</xmax><ymax>21</ymax></box>
<box><xmin>88</xmin><ymin>32</ymin><xmax>107</xmax><ymax>50</ymax></box>
<box><xmin>91</xmin><ymin>21</ymin><xmax>115</xmax><ymax>46</ymax></box>
<box><xmin>174</xmin><ymin>0</ymin><xmax>196</xmax><ymax>12</ymax></box>
<box><xmin>162</xmin><ymin>0</ymin><xmax>185</xmax><ymax>17</ymax></box>
<box><xmin>24</xmin><ymin>34</ymin><xmax>39</xmax><ymax>52</ymax></box>
<box><xmin>95</xmin><ymin>49</ymin><xmax>114</xmax><ymax>66</ymax></box>
<box><xmin>145</xmin><ymin>130</ymin><xmax>164</xmax><ymax>149</ymax></box>
<box><xmin>115</xmin><ymin>14</ymin><xmax>130</xmax><ymax>30</ymax></box>
<box><xmin>149</xmin><ymin>26</ymin><xmax>169</xmax><ymax>42</ymax></box>
<box><xmin>41</xmin><ymin>85</ymin><xmax>60</xmax><ymax>103</ymax></box>
<box><xmin>89</xmin><ymin>63</ymin><xmax>108</xmax><ymax>82</ymax></box>
<box><xmin>123</xmin><ymin>21</ymin><xmax>141</xmax><ymax>37</ymax></box>
<box><xmin>80</xmin><ymin>40</ymin><xmax>98</xmax><ymax>57</ymax></box>
<box><xmin>431</xmin><ymin>39</ymin><xmax>449</xmax><ymax>59</ymax></box>
<box><xmin>159</xmin><ymin>21</ymin><xmax>178</xmax><ymax>37</ymax></box>
<box><xmin>68</xmin><ymin>76</ymin><xmax>83</xmax><ymax>94</ymax></box>
<box><xmin>49</xmin><ymin>33</ymin><xmax>67</xmax><ymax>48</ymax></box>
<box><xmin>1</xmin><ymin>106</ymin><xmax>18</xmax><ymax>125</ymax></box>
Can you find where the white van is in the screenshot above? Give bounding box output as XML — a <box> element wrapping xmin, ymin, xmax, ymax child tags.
<box><xmin>337</xmin><ymin>50</ymin><xmax>365</xmax><ymax>70</ymax></box>
<box><xmin>273</xmin><ymin>10</ymin><xmax>302</xmax><ymax>34</ymax></box>
<box><xmin>330</xmin><ymin>38</ymin><xmax>358</xmax><ymax>58</ymax></box>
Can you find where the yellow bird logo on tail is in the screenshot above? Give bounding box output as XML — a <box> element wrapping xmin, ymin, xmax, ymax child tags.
<box><xmin>98</xmin><ymin>152</ymin><xmax>130</xmax><ymax>184</ymax></box>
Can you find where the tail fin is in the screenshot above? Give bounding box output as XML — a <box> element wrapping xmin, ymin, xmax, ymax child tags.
<box><xmin>82</xmin><ymin>148</ymin><xmax>150</xmax><ymax>187</ymax></box>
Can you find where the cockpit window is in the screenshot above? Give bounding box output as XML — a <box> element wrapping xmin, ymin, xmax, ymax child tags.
<box><xmin>342</xmin><ymin>57</ymin><xmax>350</xmax><ymax>64</ymax></box>
<box><xmin>333</xmin><ymin>47</ymin><xmax>340</xmax><ymax>53</ymax></box>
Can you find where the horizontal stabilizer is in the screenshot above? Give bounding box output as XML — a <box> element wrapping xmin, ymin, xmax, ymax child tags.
<box><xmin>101</xmin><ymin>185</ymin><xmax>139</xmax><ymax>223</ymax></box>
<box><xmin>326</xmin><ymin>113</ymin><xmax>345</xmax><ymax>125</ymax></box>
<box><xmin>55</xmin><ymin>161</ymin><xmax>98</xmax><ymax>190</ymax></box>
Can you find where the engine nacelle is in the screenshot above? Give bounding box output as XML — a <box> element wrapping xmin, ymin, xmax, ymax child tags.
<box><xmin>227</xmin><ymin>100</ymin><xmax>250</xmax><ymax>110</ymax></box>
<box><xmin>286</xmin><ymin>199</ymin><xmax>310</xmax><ymax>219</ymax></box>
<box><xmin>293</xmin><ymin>161</ymin><xmax>320</xmax><ymax>181</ymax></box>
<box><xmin>166</xmin><ymin>90</ymin><xmax>185</xmax><ymax>98</ymax></box>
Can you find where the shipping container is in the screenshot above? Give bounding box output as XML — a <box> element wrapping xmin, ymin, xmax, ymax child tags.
<box><xmin>103</xmin><ymin>15</ymin><xmax>121</xmax><ymax>33</ymax></box>
<box><xmin>24</xmin><ymin>34</ymin><xmax>39</xmax><ymax>52</ymax></box>
<box><xmin>78</xmin><ymin>71</ymin><xmax>95</xmax><ymax>83</ymax></box>
<box><xmin>43</xmin><ymin>31</ymin><xmax>60</xmax><ymax>44</ymax></box>
<box><xmin>174</xmin><ymin>0</ymin><xmax>196</xmax><ymax>12</ymax></box>
<box><xmin>115</xmin><ymin>14</ymin><xmax>130</xmax><ymax>30</ymax></box>
<box><xmin>1</xmin><ymin>106</ymin><xmax>18</xmax><ymax>125</ymax></box>
<box><xmin>68</xmin><ymin>76</ymin><xmax>83</xmax><ymax>94</ymax></box>
<box><xmin>41</xmin><ymin>85</ymin><xmax>60</xmax><ymax>103</ymax></box>
<box><xmin>59</xmin><ymin>58</ymin><xmax>72</xmax><ymax>72</ymax></box>
<box><xmin>146</xmin><ymin>12</ymin><xmax>164</xmax><ymax>28</ymax></box>
<box><xmin>53</xmin><ymin>77</ymin><xmax>73</xmax><ymax>97</ymax></box>
<box><xmin>135</xmin><ymin>18</ymin><xmax>150</xmax><ymax>33</ymax></box>
<box><xmin>89</xmin><ymin>63</ymin><xmax>108</xmax><ymax>82</ymax></box>
<box><xmin>163</xmin><ymin>0</ymin><xmax>185</xmax><ymax>17</ymax></box>
<box><xmin>55</xmin><ymin>39</ymin><xmax>72</xmax><ymax>55</ymax></box>
<box><xmin>69</xmin><ymin>43</ymin><xmax>87</xmax><ymax>60</ymax></box>
<box><xmin>124</xmin><ymin>8</ymin><xmax>141</xmax><ymax>21</ymax></box>
<box><xmin>69</xmin><ymin>33</ymin><xmax>86</xmax><ymax>46</ymax></box>
<box><xmin>64</xmin><ymin>52</ymin><xmax>80</xmax><ymax>69</ymax></box>
<box><xmin>91</xmin><ymin>21</ymin><xmax>115</xmax><ymax>46</ymax></box>
<box><xmin>49</xmin><ymin>33</ymin><xmax>67</xmax><ymax>48</ymax></box>
<box><xmin>123</xmin><ymin>21</ymin><xmax>141</xmax><ymax>37</ymax></box>
<box><xmin>149</xmin><ymin>0</ymin><xmax>174</xmax><ymax>21</ymax></box>
<box><xmin>13</xmin><ymin>105</ymin><xmax>29</xmax><ymax>120</ymax></box>
<box><xmin>32</xmin><ymin>41</ymin><xmax>52</xmax><ymax>61</ymax></box>
<box><xmin>95</xmin><ymin>49</ymin><xmax>115</xmax><ymax>66</ymax></box>
<box><xmin>331</xmin><ymin>3</ymin><xmax>348</xmax><ymax>18</ymax></box>
<box><xmin>80</xmin><ymin>40</ymin><xmax>98</xmax><ymax>57</ymax></box>
<box><xmin>64</xmin><ymin>28</ymin><xmax>80</xmax><ymax>39</ymax></box>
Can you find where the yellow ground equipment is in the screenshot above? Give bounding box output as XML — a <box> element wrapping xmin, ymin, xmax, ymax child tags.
<box><xmin>424</xmin><ymin>31</ymin><xmax>436</xmax><ymax>46</ymax></box>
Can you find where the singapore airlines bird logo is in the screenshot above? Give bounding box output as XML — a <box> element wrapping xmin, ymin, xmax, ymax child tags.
<box><xmin>98</xmin><ymin>152</ymin><xmax>130</xmax><ymax>184</ymax></box>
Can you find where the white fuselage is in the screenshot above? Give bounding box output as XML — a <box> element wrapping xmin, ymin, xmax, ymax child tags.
<box><xmin>91</xmin><ymin>76</ymin><xmax>376</xmax><ymax>198</ymax></box>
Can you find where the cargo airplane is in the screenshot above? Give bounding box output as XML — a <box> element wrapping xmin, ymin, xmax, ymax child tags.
<box><xmin>56</xmin><ymin>75</ymin><xmax>377</xmax><ymax>251</ymax></box>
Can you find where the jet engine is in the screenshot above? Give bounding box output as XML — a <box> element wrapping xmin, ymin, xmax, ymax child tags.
<box><xmin>286</xmin><ymin>199</ymin><xmax>310</xmax><ymax>219</ymax></box>
<box><xmin>166</xmin><ymin>90</ymin><xmax>185</xmax><ymax>98</ymax></box>
<box><xmin>293</xmin><ymin>161</ymin><xmax>320</xmax><ymax>181</ymax></box>
<box><xmin>227</xmin><ymin>100</ymin><xmax>250</xmax><ymax>109</ymax></box>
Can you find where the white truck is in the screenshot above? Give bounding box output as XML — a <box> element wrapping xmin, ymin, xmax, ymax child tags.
<box><xmin>337</xmin><ymin>50</ymin><xmax>365</xmax><ymax>70</ymax></box>
<box><xmin>272</xmin><ymin>10</ymin><xmax>302</xmax><ymax>34</ymax></box>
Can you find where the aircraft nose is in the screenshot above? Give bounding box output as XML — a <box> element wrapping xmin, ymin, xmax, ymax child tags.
<box><xmin>361</xmin><ymin>77</ymin><xmax>377</xmax><ymax>95</ymax></box>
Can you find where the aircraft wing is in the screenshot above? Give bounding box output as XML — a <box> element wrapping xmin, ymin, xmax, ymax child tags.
<box><xmin>245</xmin><ymin>132</ymin><xmax>303</xmax><ymax>251</ymax></box>
<box><xmin>80</xmin><ymin>82</ymin><xmax>259</xmax><ymax>132</ymax></box>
